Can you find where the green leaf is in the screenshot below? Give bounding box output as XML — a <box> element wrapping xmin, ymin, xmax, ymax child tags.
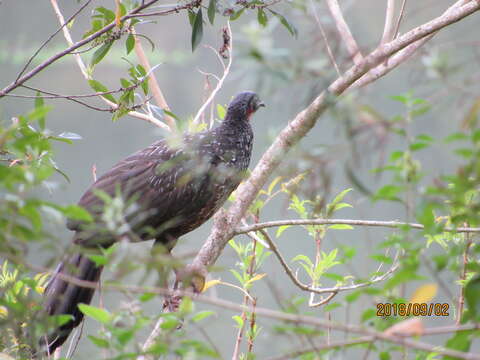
<box><xmin>380</xmin><ymin>352</ymin><xmax>391</xmax><ymax>360</ymax></box>
<box><xmin>27</xmin><ymin>105</ymin><xmax>53</xmax><ymax>123</ymax></box>
<box><xmin>257</xmin><ymin>8</ymin><xmax>267</xmax><ymax>27</ymax></box>
<box><xmin>216</xmin><ymin>104</ymin><xmax>226</xmax><ymax>119</ymax></box>
<box><xmin>465</xmin><ymin>274</ymin><xmax>480</xmax><ymax>321</ymax></box>
<box><xmin>179</xmin><ymin>296</ymin><xmax>194</xmax><ymax>314</ymax></box>
<box><xmin>443</xmin><ymin>132</ymin><xmax>468</xmax><ymax>143</ymax></box>
<box><xmin>88</xmin><ymin>335</ymin><xmax>110</xmax><ymax>348</ymax></box>
<box><xmin>411</xmin><ymin>105</ymin><xmax>430</xmax><ymax>117</ymax></box>
<box><xmin>63</xmin><ymin>204</ymin><xmax>93</xmax><ymax>222</ymax></box>
<box><xmin>390</xmin><ymin>94</ymin><xmax>409</xmax><ymax>104</ymax></box>
<box><xmin>120</xmin><ymin>78</ymin><xmax>132</xmax><ymax>88</ymax></box>
<box><xmin>370</xmin><ymin>254</ymin><xmax>393</xmax><ymax>264</ymax></box>
<box><xmin>323</xmin><ymin>302</ymin><xmax>341</xmax><ymax>312</ymax></box>
<box><xmin>95</xmin><ymin>7</ymin><xmax>115</xmax><ymax>24</ymax></box>
<box><xmin>443</xmin><ymin>331</ymin><xmax>472</xmax><ymax>360</ymax></box>
<box><xmin>191</xmin><ymin>8</ymin><xmax>204</xmax><ymax>52</ymax></box>
<box><xmin>232</xmin><ymin>315</ymin><xmax>244</xmax><ymax>328</ymax></box>
<box><xmin>361</xmin><ymin>308</ymin><xmax>376</xmax><ymax>322</ymax></box>
<box><xmin>455</xmin><ymin>148</ymin><xmax>473</xmax><ymax>158</ymax></box>
<box><xmin>160</xmin><ymin>315</ymin><xmax>180</xmax><ymax>330</ymax></box>
<box><xmin>207</xmin><ymin>0</ymin><xmax>216</xmax><ymax>25</ymax></box>
<box><xmin>88</xmin><ymin>254</ymin><xmax>108</xmax><ymax>266</ymax></box>
<box><xmin>52</xmin><ymin>314</ymin><xmax>74</xmax><ymax>327</ymax></box>
<box><xmin>139</xmin><ymin>292</ymin><xmax>156</xmax><ymax>302</ymax></box>
<box><xmin>126</xmin><ymin>33</ymin><xmax>135</xmax><ymax>54</ymax></box>
<box><xmin>163</xmin><ymin>109</ymin><xmax>180</xmax><ymax>121</ymax></box>
<box><xmin>230</xmin><ymin>8</ymin><xmax>245</xmax><ymax>21</ymax></box>
<box><xmin>88</xmin><ymin>79</ymin><xmax>117</xmax><ymax>104</ymax></box>
<box><xmin>91</xmin><ymin>40</ymin><xmax>113</xmax><ymax>67</ymax></box>
<box><xmin>374</xmin><ymin>184</ymin><xmax>403</xmax><ymax>201</ymax></box>
<box><xmin>78</xmin><ymin>304</ymin><xmax>112</xmax><ymax>324</ymax></box>
<box><xmin>416</xmin><ymin>134</ymin><xmax>434</xmax><ymax>142</ymax></box>
<box><xmin>409</xmin><ymin>142</ymin><xmax>429</xmax><ymax>151</ymax></box>
<box><xmin>191</xmin><ymin>310</ymin><xmax>215</xmax><ymax>322</ymax></box>
<box><xmin>328</xmin><ymin>224</ymin><xmax>353</xmax><ymax>230</ymax></box>
<box><xmin>276</xmin><ymin>225</ymin><xmax>291</xmax><ymax>237</ymax></box>
<box><xmin>269</xmin><ymin>10</ymin><xmax>297</xmax><ymax>37</ymax></box>
<box><xmin>35</xmin><ymin>92</ymin><xmax>46</xmax><ymax>130</ymax></box>
<box><xmin>331</xmin><ymin>188</ymin><xmax>353</xmax><ymax>206</ymax></box>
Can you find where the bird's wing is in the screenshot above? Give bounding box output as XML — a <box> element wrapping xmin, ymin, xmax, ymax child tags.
<box><xmin>67</xmin><ymin>135</ymin><xmax>215</xmax><ymax>235</ymax></box>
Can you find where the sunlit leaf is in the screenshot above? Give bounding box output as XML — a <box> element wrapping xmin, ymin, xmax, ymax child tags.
<box><xmin>78</xmin><ymin>304</ymin><xmax>111</xmax><ymax>324</ymax></box>
<box><xmin>409</xmin><ymin>283</ymin><xmax>438</xmax><ymax>304</ymax></box>
<box><xmin>203</xmin><ymin>279</ymin><xmax>221</xmax><ymax>292</ymax></box>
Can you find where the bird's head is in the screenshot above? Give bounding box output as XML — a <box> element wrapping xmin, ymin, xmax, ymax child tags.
<box><xmin>225</xmin><ymin>91</ymin><xmax>265</xmax><ymax>121</ymax></box>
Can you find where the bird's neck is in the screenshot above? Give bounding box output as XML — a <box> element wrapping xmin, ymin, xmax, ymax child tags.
<box><xmin>221</xmin><ymin>115</ymin><xmax>251</xmax><ymax>132</ymax></box>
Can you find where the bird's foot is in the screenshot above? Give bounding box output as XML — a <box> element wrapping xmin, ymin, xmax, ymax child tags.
<box><xmin>174</xmin><ymin>262</ymin><xmax>208</xmax><ymax>294</ymax></box>
<box><xmin>163</xmin><ymin>294</ymin><xmax>183</xmax><ymax>313</ymax></box>
<box><xmin>162</xmin><ymin>263</ymin><xmax>207</xmax><ymax>313</ymax></box>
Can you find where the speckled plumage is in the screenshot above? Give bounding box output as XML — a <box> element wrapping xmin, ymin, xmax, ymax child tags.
<box><xmin>41</xmin><ymin>92</ymin><xmax>264</xmax><ymax>354</ymax></box>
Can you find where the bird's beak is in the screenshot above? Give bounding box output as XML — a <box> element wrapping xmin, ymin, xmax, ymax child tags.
<box><xmin>258</xmin><ymin>101</ymin><xmax>266</xmax><ymax>108</ymax></box>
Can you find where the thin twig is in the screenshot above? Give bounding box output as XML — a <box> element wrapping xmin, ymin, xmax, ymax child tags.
<box><xmin>15</xmin><ymin>0</ymin><xmax>93</xmax><ymax>81</ymax></box>
<box><xmin>7</xmin><ymin>254</ymin><xmax>480</xmax><ymax>360</ymax></box>
<box><xmin>457</xmin><ymin>230</ymin><xmax>472</xmax><ymax>325</ymax></box>
<box><xmin>236</xmin><ymin>218</ymin><xmax>480</xmax><ymax>235</ymax></box>
<box><xmin>310</xmin><ymin>0</ymin><xmax>341</xmax><ymax>76</ymax></box>
<box><xmin>325</xmin><ymin>0</ymin><xmax>363</xmax><ymax>64</ymax></box>
<box><xmin>393</xmin><ymin>0</ymin><xmax>408</xmax><ymax>40</ymax></box>
<box><xmin>193</xmin><ymin>22</ymin><xmax>233</xmax><ymax>125</ymax></box>
<box><xmin>381</xmin><ymin>0</ymin><xmax>396</xmax><ymax>44</ymax></box>
<box><xmin>353</xmin><ymin>0</ymin><xmax>469</xmax><ymax>89</ymax></box>
<box><xmin>265</xmin><ymin>336</ymin><xmax>375</xmax><ymax>360</ymax></box>
<box><xmin>258</xmin><ymin>229</ymin><xmax>399</xmax><ymax>297</ymax></box>
<box><xmin>48</xmin><ymin>0</ymin><xmax>171</xmax><ymax>130</ymax></box>
<box><xmin>132</xmin><ymin>28</ymin><xmax>176</xmax><ymax>131</ymax></box>
<box><xmin>21</xmin><ymin>85</ymin><xmax>114</xmax><ymax>112</ymax></box>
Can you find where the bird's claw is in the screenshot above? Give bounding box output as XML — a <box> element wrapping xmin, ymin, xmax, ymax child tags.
<box><xmin>174</xmin><ymin>263</ymin><xmax>208</xmax><ymax>294</ymax></box>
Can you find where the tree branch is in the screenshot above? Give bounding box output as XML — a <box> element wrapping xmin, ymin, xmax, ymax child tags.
<box><xmin>193</xmin><ymin>23</ymin><xmax>233</xmax><ymax>125</ymax></box>
<box><xmin>132</xmin><ymin>28</ymin><xmax>176</xmax><ymax>131</ymax></box>
<box><xmin>352</xmin><ymin>0</ymin><xmax>470</xmax><ymax>89</ymax></box>
<box><xmin>10</xmin><ymin>254</ymin><xmax>480</xmax><ymax>360</ymax></box>
<box><xmin>15</xmin><ymin>0</ymin><xmax>93</xmax><ymax>82</ymax></box>
<box><xmin>325</xmin><ymin>0</ymin><xmax>363</xmax><ymax>64</ymax></box>
<box><xmin>190</xmin><ymin>0</ymin><xmax>480</xmax><ymax>277</ymax></box>
<box><xmin>381</xmin><ymin>0</ymin><xmax>396</xmax><ymax>44</ymax></box>
<box><xmin>0</xmin><ymin>0</ymin><xmax>165</xmax><ymax>98</ymax></box>
<box><xmin>236</xmin><ymin>218</ymin><xmax>480</xmax><ymax>235</ymax></box>
<box><xmin>48</xmin><ymin>0</ymin><xmax>172</xmax><ymax>131</ymax></box>
<box><xmin>258</xmin><ymin>229</ymin><xmax>399</xmax><ymax>300</ymax></box>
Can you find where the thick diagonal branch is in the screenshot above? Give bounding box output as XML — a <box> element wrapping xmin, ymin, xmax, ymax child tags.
<box><xmin>191</xmin><ymin>0</ymin><xmax>480</xmax><ymax>271</ymax></box>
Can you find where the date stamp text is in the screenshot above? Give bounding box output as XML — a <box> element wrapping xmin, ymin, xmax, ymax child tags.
<box><xmin>376</xmin><ymin>303</ymin><xmax>449</xmax><ymax>317</ymax></box>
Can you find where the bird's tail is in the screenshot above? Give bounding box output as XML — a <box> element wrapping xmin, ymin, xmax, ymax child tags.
<box><xmin>40</xmin><ymin>252</ymin><xmax>103</xmax><ymax>355</ymax></box>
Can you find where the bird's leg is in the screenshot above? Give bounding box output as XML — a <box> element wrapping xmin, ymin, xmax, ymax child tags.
<box><xmin>152</xmin><ymin>235</ymin><xmax>208</xmax><ymax>312</ymax></box>
<box><xmin>151</xmin><ymin>235</ymin><xmax>178</xmax><ymax>290</ymax></box>
<box><xmin>151</xmin><ymin>234</ymin><xmax>180</xmax><ymax>311</ymax></box>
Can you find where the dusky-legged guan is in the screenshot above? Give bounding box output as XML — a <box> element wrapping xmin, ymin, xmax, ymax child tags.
<box><xmin>40</xmin><ymin>92</ymin><xmax>264</xmax><ymax>354</ymax></box>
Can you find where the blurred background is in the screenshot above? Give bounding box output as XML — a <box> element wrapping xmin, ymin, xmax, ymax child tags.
<box><xmin>1</xmin><ymin>0</ymin><xmax>480</xmax><ymax>358</ymax></box>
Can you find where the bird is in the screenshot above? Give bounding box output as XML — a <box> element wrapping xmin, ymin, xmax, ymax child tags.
<box><xmin>39</xmin><ymin>91</ymin><xmax>265</xmax><ymax>354</ymax></box>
